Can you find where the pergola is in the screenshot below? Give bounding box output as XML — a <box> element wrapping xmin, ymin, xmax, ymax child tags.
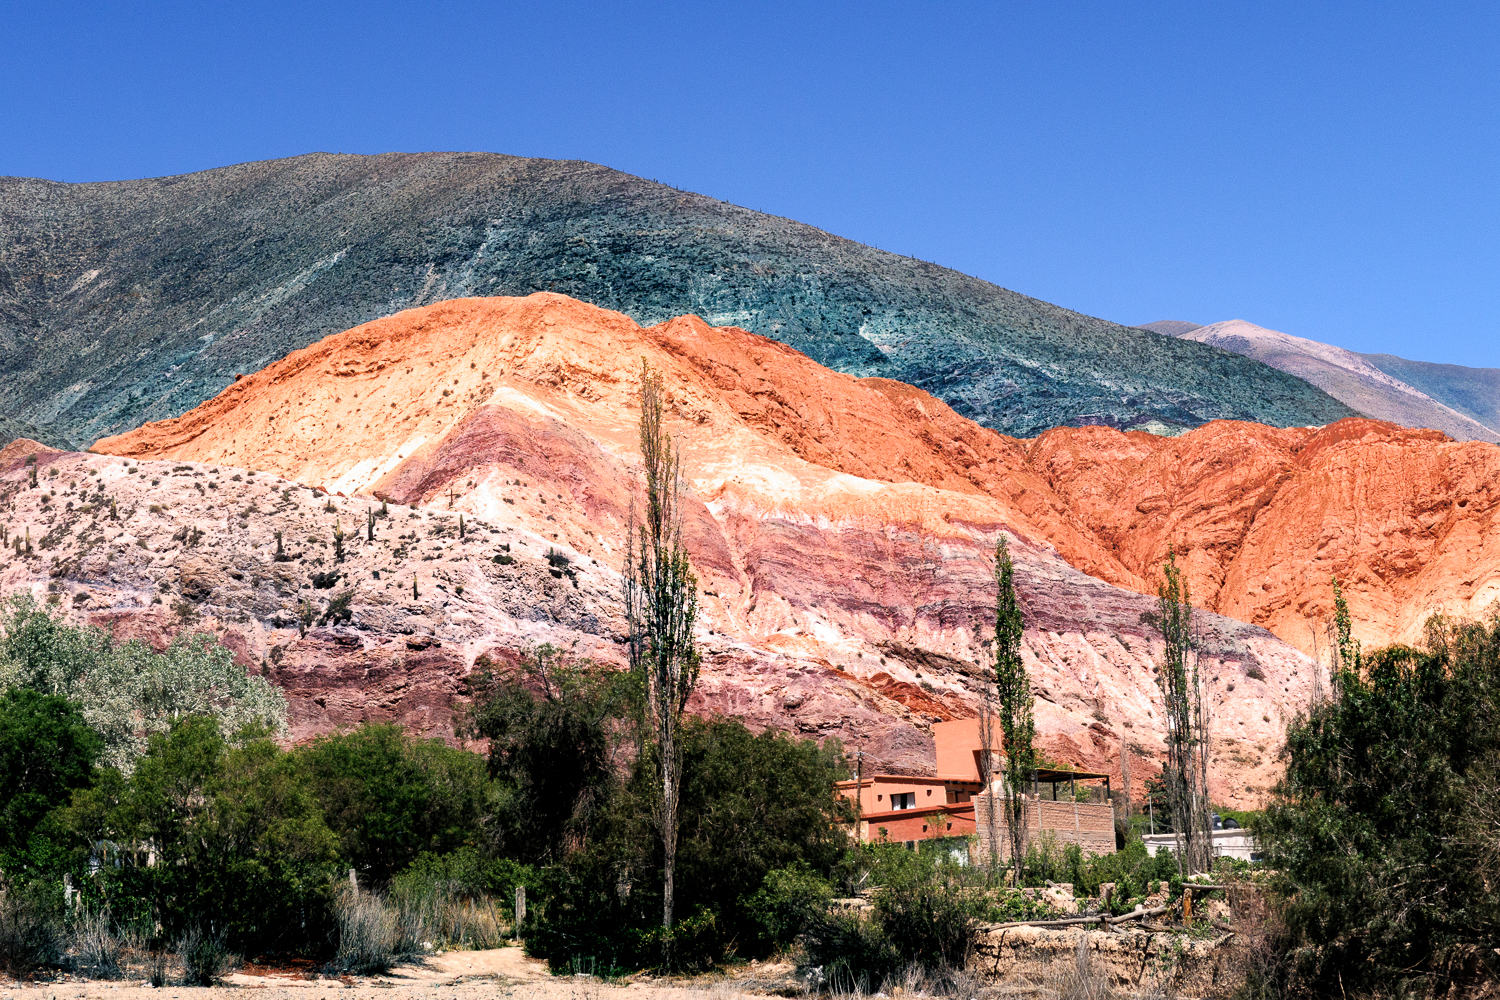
<box><xmin>1028</xmin><ymin>766</ymin><xmax>1111</xmax><ymax>802</ymax></box>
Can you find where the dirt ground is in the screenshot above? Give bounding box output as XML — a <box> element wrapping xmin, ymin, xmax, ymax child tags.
<box><xmin>0</xmin><ymin>948</ymin><xmax>802</xmax><ymax>1000</ymax></box>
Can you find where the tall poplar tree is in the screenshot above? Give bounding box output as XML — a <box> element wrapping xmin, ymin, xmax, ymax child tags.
<box><xmin>623</xmin><ymin>361</ymin><xmax>700</xmax><ymax>960</ymax></box>
<box><xmin>993</xmin><ymin>535</ymin><xmax>1034</xmax><ymax>884</ymax></box>
<box><xmin>1151</xmin><ymin>548</ymin><xmax>1212</xmax><ymax>874</ymax></box>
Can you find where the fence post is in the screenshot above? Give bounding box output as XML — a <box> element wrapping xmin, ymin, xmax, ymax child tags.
<box><xmin>514</xmin><ymin>886</ymin><xmax>526</xmax><ymax>941</ymax></box>
<box><xmin>349</xmin><ymin>868</ymin><xmax>358</xmax><ymax>897</ymax></box>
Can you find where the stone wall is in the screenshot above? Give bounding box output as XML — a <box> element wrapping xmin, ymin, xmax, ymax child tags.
<box><xmin>974</xmin><ymin>925</ymin><xmax>1243</xmax><ymax>997</ymax></box>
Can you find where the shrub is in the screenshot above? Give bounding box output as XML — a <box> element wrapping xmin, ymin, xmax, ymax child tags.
<box><xmin>331</xmin><ymin>886</ymin><xmax>403</xmax><ymax>974</ymax></box>
<box><xmin>1255</xmin><ymin>610</ymin><xmax>1500</xmax><ymax>992</ymax></box>
<box><xmin>298</xmin><ymin>724</ymin><xmax>492</xmax><ymax>883</ymax></box>
<box><xmin>870</xmin><ymin>874</ymin><xmax>981</xmax><ymax>973</ymax></box>
<box><xmin>66</xmin><ymin>909</ymin><xmax>120</xmax><ymax>978</ymax></box>
<box><xmin>0</xmin><ymin>688</ymin><xmax>101</xmax><ymax>869</ymax></box>
<box><xmin>177</xmin><ymin>926</ymin><xmax>239</xmax><ymax>985</ymax></box>
<box><xmin>0</xmin><ymin>884</ymin><xmax>62</xmax><ymax>972</ymax></box>
<box><xmin>747</xmin><ymin>861</ymin><xmax>834</xmax><ymax>950</ymax></box>
<box><xmin>388</xmin><ymin>848</ymin><xmax>509</xmax><ymax>950</ymax></box>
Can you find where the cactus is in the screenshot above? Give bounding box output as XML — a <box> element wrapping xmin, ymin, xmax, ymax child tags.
<box><xmin>459</xmin><ymin>514</ymin><xmax>465</xmax><ymax>539</ymax></box>
<box><xmin>333</xmin><ymin>520</ymin><xmax>347</xmax><ymax>563</ymax></box>
<box><xmin>367</xmin><ymin>508</ymin><xmax>375</xmax><ymax>542</ymax></box>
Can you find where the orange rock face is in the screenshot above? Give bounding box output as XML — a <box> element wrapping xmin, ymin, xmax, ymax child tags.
<box><xmin>89</xmin><ymin>293</ymin><xmax>1500</xmax><ymax>803</ymax></box>
<box><xmin>1029</xmin><ymin>419</ymin><xmax>1500</xmax><ymax>654</ymax></box>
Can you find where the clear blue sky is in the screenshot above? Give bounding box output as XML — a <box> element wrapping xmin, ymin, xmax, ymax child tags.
<box><xmin>4</xmin><ymin>1</ymin><xmax>1498</xmax><ymax>367</ymax></box>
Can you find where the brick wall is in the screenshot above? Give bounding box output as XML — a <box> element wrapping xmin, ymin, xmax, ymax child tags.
<box><xmin>972</xmin><ymin>790</ymin><xmax>1116</xmax><ymax>859</ymax></box>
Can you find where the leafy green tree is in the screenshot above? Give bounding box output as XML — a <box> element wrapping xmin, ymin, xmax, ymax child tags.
<box><xmin>992</xmin><ymin>535</ymin><xmax>1034</xmax><ymax>884</ymax></box>
<box><xmin>298</xmin><ymin>723</ymin><xmax>492</xmax><ymax>883</ymax></box>
<box><xmin>0</xmin><ymin>594</ymin><xmax>286</xmax><ymax>771</ymax></box>
<box><xmin>672</xmin><ymin>720</ymin><xmax>851</xmax><ymax>952</ymax></box>
<box><xmin>1255</xmin><ymin>597</ymin><xmax>1500</xmax><ymax>993</ymax></box>
<box><xmin>528</xmin><ymin>717</ymin><xmax>850</xmax><ymax>970</ymax></box>
<box><xmin>464</xmin><ymin>646</ymin><xmax>627</xmax><ymax>863</ymax></box>
<box><xmin>58</xmin><ymin>716</ymin><xmax>340</xmax><ymax>954</ymax></box>
<box><xmin>0</xmin><ymin>689</ymin><xmax>101</xmax><ymax>869</ymax></box>
<box><xmin>0</xmin><ymin>594</ymin><xmax>109</xmax><ymax>695</ymax></box>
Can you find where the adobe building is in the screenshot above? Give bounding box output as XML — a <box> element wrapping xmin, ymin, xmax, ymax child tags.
<box><xmin>837</xmin><ymin>718</ymin><xmax>1116</xmax><ymax>858</ymax></box>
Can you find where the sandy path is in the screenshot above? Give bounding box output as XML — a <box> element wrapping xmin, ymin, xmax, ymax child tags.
<box><xmin>0</xmin><ymin>948</ymin><xmax>797</xmax><ymax>1000</ymax></box>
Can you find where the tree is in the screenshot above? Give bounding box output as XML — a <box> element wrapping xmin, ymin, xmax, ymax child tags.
<box><xmin>1255</xmin><ymin>601</ymin><xmax>1500</xmax><ymax>992</ymax></box>
<box><xmin>80</xmin><ymin>716</ymin><xmax>341</xmax><ymax>953</ymax></box>
<box><xmin>526</xmin><ymin>717</ymin><xmax>851</xmax><ymax>970</ymax></box>
<box><xmin>623</xmin><ymin>361</ymin><xmax>700</xmax><ymax>954</ymax></box>
<box><xmin>0</xmin><ymin>594</ymin><xmax>287</xmax><ymax>772</ymax></box>
<box><xmin>464</xmin><ymin>645</ymin><xmax>628</xmax><ymax>863</ymax></box>
<box><xmin>1147</xmin><ymin>548</ymin><xmax>1212</xmax><ymax>875</ymax></box>
<box><xmin>298</xmin><ymin>723</ymin><xmax>492</xmax><ymax>883</ymax></box>
<box><xmin>993</xmin><ymin>535</ymin><xmax>1034</xmax><ymax>885</ymax></box>
<box><xmin>0</xmin><ymin>689</ymin><xmax>101</xmax><ymax>867</ymax></box>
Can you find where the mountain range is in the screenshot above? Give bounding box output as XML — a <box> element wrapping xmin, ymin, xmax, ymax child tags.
<box><xmin>17</xmin><ymin>292</ymin><xmax>1482</xmax><ymax>802</ymax></box>
<box><xmin>2</xmin><ymin>153</ymin><xmax>1496</xmax><ymax>802</ymax></box>
<box><xmin>1144</xmin><ymin>320</ymin><xmax>1500</xmax><ymax>443</ymax></box>
<box><xmin>0</xmin><ymin>152</ymin><xmax>1357</xmax><ymax>449</ymax></box>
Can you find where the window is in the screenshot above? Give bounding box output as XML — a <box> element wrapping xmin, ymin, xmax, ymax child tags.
<box><xmin>892</xmin><ymin>792</ymin><xmax>916</xmax><ymax>810</ymax></box>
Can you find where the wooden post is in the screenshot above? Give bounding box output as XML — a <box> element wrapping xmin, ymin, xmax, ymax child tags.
<box><xmin>1183</xmin><ymin>886</ymin><xmax>1192</xmax><ymax>922</ymax></box>
<box><xmin>349</xmin><ymin>868</ymin><xmax>358</xmax><ymax>897</ymax></box>
<box><xmin>514</xmin><ymin>886</ymin><xmax>526</xmax><ymax>940</ymax></box>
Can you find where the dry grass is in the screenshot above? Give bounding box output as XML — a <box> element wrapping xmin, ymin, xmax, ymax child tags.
<box><xmin>66</xmin><ymin>910</ymin><xmax>121</xmax><ymax>979</ymax></box>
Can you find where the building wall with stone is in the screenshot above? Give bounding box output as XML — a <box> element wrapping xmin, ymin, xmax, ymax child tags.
<box><xmin>973</xmin><ymin>788</ymin><xmax>1116</xmax><ymax>859</ymax></box>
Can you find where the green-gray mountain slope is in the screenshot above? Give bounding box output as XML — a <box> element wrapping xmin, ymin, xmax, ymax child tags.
<box><xmin>0</xmin><ymin>152</ymin><xmax>1357</xmax><ymax>446</ymax></box>
<box><xmin>1360</xmin><ymin>354</ymin><xmax>1500</xmax><ymax>438</ymax></box>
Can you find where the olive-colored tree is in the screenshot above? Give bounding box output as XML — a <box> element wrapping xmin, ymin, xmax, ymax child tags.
<box><xmin>993</xmin><ymin>535</ymin><xmax>1034</xmax><ymax>885</ymax></box>
<box><xmin>1148</xmin><ymin>549</ymin><xmax>1212</xmax><ymax>874</ymax></box>
<box><xmin>623</xmin><ymin>362</ymin><xmax>700</xmax><ymax>953</ymax></box>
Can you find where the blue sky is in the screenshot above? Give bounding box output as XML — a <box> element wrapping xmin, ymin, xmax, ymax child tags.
<box><xmin>4</xmin><ymin>1</ymin><xmax>1498</xmax><ymax>367</ymax></box>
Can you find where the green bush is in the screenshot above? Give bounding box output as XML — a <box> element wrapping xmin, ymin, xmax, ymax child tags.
<box><xmin>1256</xmin><ymin>611</ymin><xmax>1500</xmax><ymax>992</ymax></box>
<box><xmin>464</xmin><ymin>647</ymin><xmax>628</xmax><ymax>865</ymax></box>
<box><xmin>55</xmin><ymin>717</ymin><xmax>341</xmax><ymax>957</ymax></box>
<box><xmin>300</xmin><ymin>724</ymin><xmax>493</xmax><ymax>883</ymax></box>
<box><xmin>0</xmin><ymin>688</ymin><xmax>101</xmax><ymax>871</ymax></box>
<box><xmin>803</xmin><ymin>847</ymin><xmax>983</xmax><ymax>985</ymax></box>
<box><xmin>747</xmin><ymin>862</ymin><xmax>835</xmax><ymax>951</ymax></box>
<box><xmin>527</xmin><ymin>716</ymin><xmax>851</xmax><ymax>971</ymax></box>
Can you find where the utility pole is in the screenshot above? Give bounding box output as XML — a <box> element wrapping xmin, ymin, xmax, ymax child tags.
<box><xmin>855</xmin><ymin>750</ymin><xmax>864</xmax><ymax>836</ymax></box>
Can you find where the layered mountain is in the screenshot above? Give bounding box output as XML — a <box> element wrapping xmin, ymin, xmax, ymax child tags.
<box><xmin>1157</xmin><ymin>319</ymin><xmax>1499</xmax><ymax>443</ymax></box>
<box><xmin>0</xmin><ymin>152</ymin><xmax>1357</xmax><ymax>449</ymax></box>
<box><xmin>1359</xmin><ymin>353</ymin><xmax>1500</xmax><ymax>438</ymax></box>
<box><xmin>46</xmin><ymin>292</ymin><xmax>1490</xmax><ymax>799</ymax></box>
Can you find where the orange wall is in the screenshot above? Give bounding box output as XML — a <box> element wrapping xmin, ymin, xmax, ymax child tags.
<box><xmin>839</xmin><ymin>775</ymin><xmax>953</xmax><ymax>815</ymax></box>
<box><xmin>932</xmin><ymin>718</ymin><xmax>999</xmax><ymax>780</ymax></box>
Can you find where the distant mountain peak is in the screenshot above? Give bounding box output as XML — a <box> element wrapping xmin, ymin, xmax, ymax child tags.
<box><xmin>1177</xmin><ymin>319</ymin><xmax>1500</xmax><ymax>443</ymax></box>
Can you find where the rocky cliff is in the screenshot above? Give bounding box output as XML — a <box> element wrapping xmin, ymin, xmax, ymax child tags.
<box><xmin>0</xmin><ymin>295</ymin><xmax>1346</xmax><ymax>807</ymax></box>
<box><xmin>98</xmin><ymin>294</ymin><xmax>1500</xmax><ymax>658</ymax></box>
<box><xmin>0</xmin><ymin>152</ymin><xmax>1356</xmax><ymax>447</ymax></box>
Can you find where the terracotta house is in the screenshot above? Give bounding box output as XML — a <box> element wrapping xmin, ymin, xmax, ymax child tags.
<box><xmin>837</xmin><ymin>718</ymin><xmax>1116</xmax><ymax>858</ymax></box>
